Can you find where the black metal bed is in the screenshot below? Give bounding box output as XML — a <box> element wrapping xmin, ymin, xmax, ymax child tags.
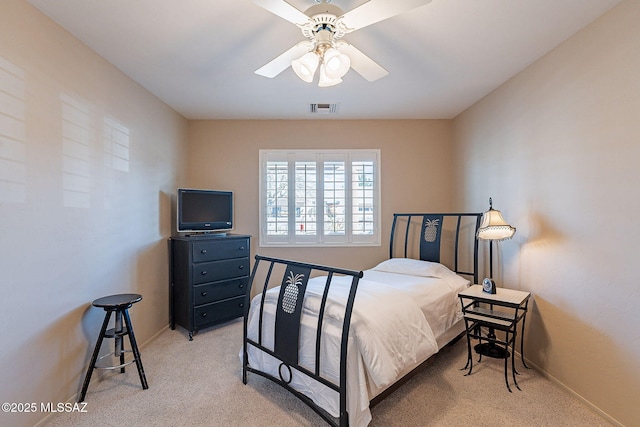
<box><xmin>242</xmin><ymin>213</ymin><xmax>481</xmax><ymax>427</ymax></box>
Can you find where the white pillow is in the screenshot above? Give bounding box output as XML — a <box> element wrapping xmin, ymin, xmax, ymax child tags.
<box><xmin>372</xmin><ymin>258</ymin><xmax>450</xmax><ymax>278</ymax></box>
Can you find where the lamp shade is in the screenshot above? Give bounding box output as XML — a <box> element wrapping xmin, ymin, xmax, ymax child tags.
<box><xmin>477</xmin><ymin>200</ymin><xmax>516</xmax><ymax>241</ymax></box>
<box><xmin>323</xmin><ymin>48</ymin><xmax>350</xmax><ymax>79</ymax></box>
<box><xmin>318</xmin><ymin>64</ymin><xmax>342</xmax><ymax>87</ymax></box>
<box><xmin>291</xmin><ymin>52</ymin><xmax>319</xmax><ymax>83</ymax></box>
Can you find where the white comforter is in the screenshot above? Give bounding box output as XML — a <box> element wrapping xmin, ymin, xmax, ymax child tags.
<box><xmin>267</xmin><ymin>275</ymin><xmax>439</xmax><ymax>389</ymax></box>
<box><xmin>244</xmin><ymin>259</ymin><xmax>469</xmax><ymax>426</ymax></box>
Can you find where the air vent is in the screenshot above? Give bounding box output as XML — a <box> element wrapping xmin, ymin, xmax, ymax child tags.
<box><xmin>309</xmin><ymin>103</ymin><xmax>339</xmax><ymax>114</ymax></box>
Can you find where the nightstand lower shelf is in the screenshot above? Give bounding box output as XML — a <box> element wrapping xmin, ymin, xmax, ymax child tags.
<box><xmin>458</xmin><ymin>285</ymin><xmax>531</xmax><ymax>392</ymax></box>
<box><xmin>474</xmin><ymin>342</ymin><xmax>509</xmax><ymax>359</ymax></box>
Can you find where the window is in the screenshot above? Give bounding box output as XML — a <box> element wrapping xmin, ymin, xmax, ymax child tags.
<box><xmin>260</xmin><ymin>149</ymin><xmax>380</xmax><ymax>247</ymax></box>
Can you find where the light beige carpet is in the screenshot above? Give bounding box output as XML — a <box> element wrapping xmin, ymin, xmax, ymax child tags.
<box><xmin>43</xmin><ymin>319</ymin><xmax>613</xmax><ymax>427</ymax></box>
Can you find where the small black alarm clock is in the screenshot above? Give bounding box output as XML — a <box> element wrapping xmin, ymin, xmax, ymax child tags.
<box><xmin>482</xmin><ymin>278</ymin><xmax>496</xmax><ymax>294</ymax></box>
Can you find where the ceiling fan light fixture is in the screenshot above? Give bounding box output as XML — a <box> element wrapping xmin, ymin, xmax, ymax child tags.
<box><xmin>292</xmin><ymin>52</ymin><xmax>320</xmax><ymax>83</ymax></box>
<box><xmin>253</xmin><ymin>0</ymin><xmax>429</xmax><ymax>85</ymax></box>
<box><xmin>318</xmin><ymin>64</ymin><xmax>342</xmax><ymax>87</ymax></box>
<box><xmin>323</xmin><ymin>48</ymin><xmax>350</xmax><ymax>79</ymax></box>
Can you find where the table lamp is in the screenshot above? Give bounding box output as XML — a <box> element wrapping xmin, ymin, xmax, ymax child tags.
<box><xmin>477</xmin><ymin>197</ymin><xmax>516</xmax><ymax>290</ymax></box>
<box><xmin>474</xmin><ymin>197</ymin><xmax>516</xmax><ymax>358</ymax></box>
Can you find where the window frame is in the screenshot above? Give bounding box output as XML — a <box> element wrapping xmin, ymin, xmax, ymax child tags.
<box><xmin>259</xmin><ymin>149</ymin><xmax>381</xmax><ymax>247</ymax></box>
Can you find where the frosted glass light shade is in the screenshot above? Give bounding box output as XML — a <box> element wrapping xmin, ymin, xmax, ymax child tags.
<box><xmin>318</xmin><ymin>64</ymin><xmax>342</xmax><ymax>87</ymax></box>
<box><xmin>292</xmin><ymin>52</ymin><xmax>319</xmax><ymax>83</ymax></box>
<box><xmin>323</xmin><ymin>48</ymin><xmax>350</xmax><ymax>79</ymax></box>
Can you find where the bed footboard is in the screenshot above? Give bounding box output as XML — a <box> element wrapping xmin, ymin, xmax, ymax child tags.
<box><xmin>242</xmin><ymin>255</ymin><xmax>363</xmax><ymax>427</ymax></box>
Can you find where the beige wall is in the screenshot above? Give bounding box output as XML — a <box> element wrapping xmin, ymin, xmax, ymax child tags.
<box><xmin>453</xmin><ymin>1</ymin><xmax>639</xmax><ymax>425</ymax></box>
<box><xmin>3</xmin><ymin>0</ymin><xmax>637</xmax><ymax>425</ymax></box>
<box><xmin>0</xmin><ymin>1</ymin><xmax>188</xmax><ymax>426</ymax></box>
<box><xmin>188</xmin><ymin>119</ymin><xmax>454</xmax><ymax>270</ymax></box>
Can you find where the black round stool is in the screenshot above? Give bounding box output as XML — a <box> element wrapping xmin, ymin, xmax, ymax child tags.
<box><xmin>79</xmin><ymin>293</ymin><xmax>149</xmax><ymax>402</ymax></box>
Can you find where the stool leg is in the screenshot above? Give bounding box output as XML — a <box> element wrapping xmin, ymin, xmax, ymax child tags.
<box><xmin>115</xmin><ymin>309</ymin><xmax>125</xmax><ymax>373</ymax></box>
<box><xmin>123</xmin><ymin>309</ymin><xmax>148</xmax><ymax>390</ymax></box>
<box><xmin>79</xmin><ymin>310</ymin><xmax>112</xmax><ymax>402</ymax></box>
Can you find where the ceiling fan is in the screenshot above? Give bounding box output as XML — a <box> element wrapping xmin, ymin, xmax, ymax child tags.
<box><xmin>253</xmin><ymin>0</ymin><xmax>432</xmax><ymax>87</ymax></box>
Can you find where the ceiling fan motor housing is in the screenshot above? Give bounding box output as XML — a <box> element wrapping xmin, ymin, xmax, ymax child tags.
<box><xmin>300</xmin><ymin>3</ymin><xmax>350</xmax><ymax>42</ymax></box>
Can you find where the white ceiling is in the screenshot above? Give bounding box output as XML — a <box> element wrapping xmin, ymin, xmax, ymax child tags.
<box><xmin>27</xmin><ymin>0</ymin><xmax>620</xmax><ymax>120</ymax></box>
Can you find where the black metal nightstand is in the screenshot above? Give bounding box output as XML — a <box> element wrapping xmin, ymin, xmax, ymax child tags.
<box><xmin>458</xmin><ymin>284</ymin><xmax>531</xmax><ymax>392</ymax></box>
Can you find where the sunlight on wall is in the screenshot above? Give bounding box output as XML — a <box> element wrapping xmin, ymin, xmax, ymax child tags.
<box><xmin>0</xmin><ymin>56</ymin><xmax>26</xmax><ymax>203</ymax></box>
<box><xmin>103</xmin><ymin>116</ymin><xmax>130</xmax><ymax>173</ymax></box>
<box><xmin>61</xmin><ymin>93</ymin><xmax>92</xmax><ymax>208</ymax></box>
<box><xmin>60</xmin><ymin>96</ymin><xmax>132</xmax><ymax>210</ymax></box>
<box><xmin>103</xmin><ymin>116</ymin><xmax>130</xmax><ymax>210</ymax></box>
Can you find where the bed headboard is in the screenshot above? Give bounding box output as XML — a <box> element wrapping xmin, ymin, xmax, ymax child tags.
<box><xmin>390</xmin><ymin>213</ymin><xmax>482</xmax><ymax>284</ymax></box>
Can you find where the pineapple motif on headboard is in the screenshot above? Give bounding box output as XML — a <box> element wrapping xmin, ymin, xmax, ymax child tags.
<box><xmin>274</xmin><ymin>264</ymin><xmax>311</xmax><ymax>367</ymax></box>
<box><xmin>420</xmin><ymin>214</ymin><xmax>444</xmax><ymax>263</ymax></box>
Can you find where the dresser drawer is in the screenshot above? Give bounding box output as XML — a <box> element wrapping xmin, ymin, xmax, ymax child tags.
<box><xmin>194</xmin><ymin>277</ymin><xmax>248</xmax><ymax>306</ymax></box>
<box><xmin>192</xmin><ymin>258</ymin><xmax>249</xmax><ymax>285</ymax></box>
<box><xmin>192</xmin><ymin>239</ymin><xmax>249</xmax><ymax>263</ymax></box>
<box><xmin>194</xmin><ymin>296</ymin><xmax>245</xmax><ymax>328</ymax></box>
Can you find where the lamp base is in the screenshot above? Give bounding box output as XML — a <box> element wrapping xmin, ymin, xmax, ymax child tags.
<box><xmin>474</xmin><ymin>343</ymin><xmax>509</xmax><ymax>359</ymax></box>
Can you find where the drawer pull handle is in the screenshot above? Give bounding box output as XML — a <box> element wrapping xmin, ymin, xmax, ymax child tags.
<box><xmin>239</xmin><ymin>246</ymin><xmax>245</xmax><ymax>251</ymax></box>
<box><xmin>201</xmin><ymin>271</ymin><xmax>207</xmax><ymax>276</ymax></box>
<box><xmin>239</xmin><ymin>265</ymin><xmax>244</xmax><ymax>270</ymax></box>
<box><xmin>201</xmin><ymin>291</ymin><xmax>207</xmax><ymax>297</ymax></box>
<box><xmin>239</xmin><ymin>303</ymin><xmax>244</xmax><ymax>307</ymax></box>
<box><xmin>239</xmin><ymin>284</ymin><xmax>244</xmax><ymax>288</ymax></box>
<box><xmin>201</xmin><ymin>249</ymin><xmax>207</xmax><ymax>254</ymax></box>
<box><xmin>202</xmin><ymin>312</ymin><xmax>208</xmax><ymax>318</ymax></box>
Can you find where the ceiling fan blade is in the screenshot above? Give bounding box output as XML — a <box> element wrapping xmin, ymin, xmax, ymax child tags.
<box><xmin>340</xmin><ymin>0</ymin><xmax>432</xmax><ymax>31</ymax></box>
<box><xmin>337</xmin><ymin>42</ymin><xmax>388</xmax><ymax>82</ymax></box>
<box><xmin>255</xmin><ymin>41</ymin><xmax>313</xmax><ymax>78</ymax></box>
<box><xmin>252</xmin><ymin>0</ymin><xmax>310</xmax><ymax>25</ymax></box>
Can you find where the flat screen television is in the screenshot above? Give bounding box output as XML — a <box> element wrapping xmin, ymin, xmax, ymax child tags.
<box><xmin>177</xmin><ymin>188</ymin><xmax>233</xmax><ymax>233</ymax></box>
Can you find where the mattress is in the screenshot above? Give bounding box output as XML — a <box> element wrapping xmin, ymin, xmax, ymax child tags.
<box><xmin>244</xmin><ymin>261</ymin><xmax>470</xmax><ymax>427</ymax></box>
